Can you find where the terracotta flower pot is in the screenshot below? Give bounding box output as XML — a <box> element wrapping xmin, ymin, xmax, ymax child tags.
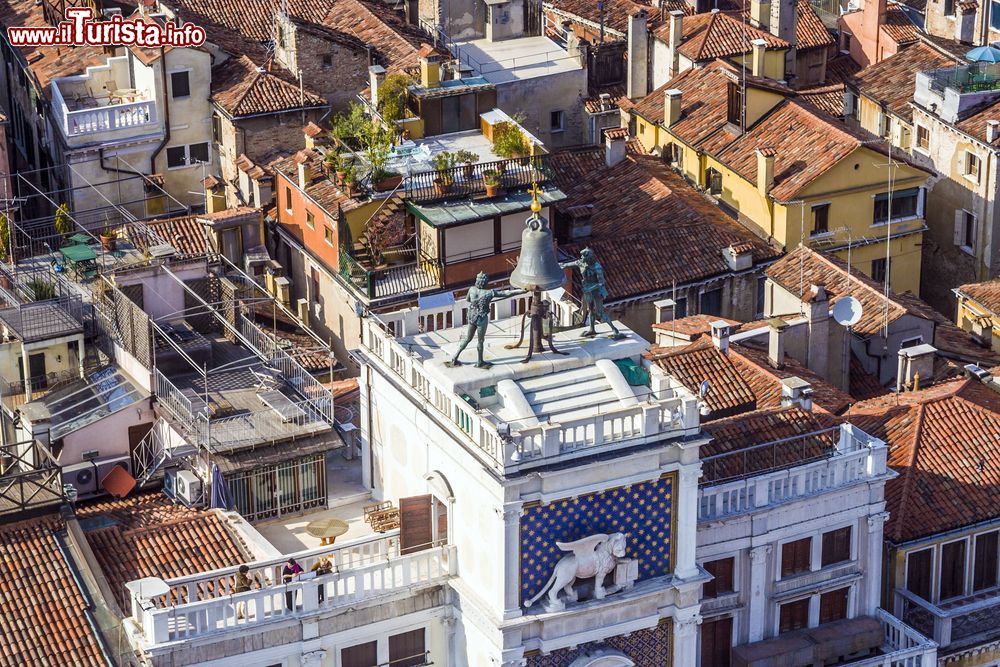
<box><xmin>485</xmin><ymin>183</ymin><xmax>499</xmax><ymax>197</ymax></box>
<box><xmin>374</xmin><ymin>174</ymin><xmax>403</xmax><ymax>191</ymax></box>
<box><xmin>100</xmin><ymin>234</ymin><xmax>115</xmax><ymax>251</ymax></box>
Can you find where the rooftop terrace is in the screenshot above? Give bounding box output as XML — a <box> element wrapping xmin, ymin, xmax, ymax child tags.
<box><xmin>360</xmin><ymin>314</ymin><xmax>701</xmax><ymax>474</ymax></box>
<box><xmin>453</xmin><ymin>35</ymin><xmax>583</xmax><ymax>84</ymax></box>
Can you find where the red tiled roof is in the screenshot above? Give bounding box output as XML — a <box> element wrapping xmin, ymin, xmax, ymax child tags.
<box><xmin>736</xmin><ymin>0</ymin><xmax>835</xmax><ymax>50</ymax></box>
<box><xmin>850</xmin><ymin>354</ymin><xmax>890</xmax><ymax>400</ymax></box>
<box><xmin>584</xmin><ymin>85</ymin><xmax>629</xmax><ymax>114</ymax></box>
<box><xmin>160</xmin><ymin>0</ymin><xmax>331</xmax><ymax>42</ymax></box>
<box><xmin>130</xmin><ymin>216</ymin><xmax>217</xmax><ymax>256</ymax></box>
<box><xmin>957</xmin><ymin>278</ymin><xmax>1000</xmax><ymax>315</ymax></box>
<box><xmin>550</xmin><ymin>142</ymin><xmax>780</xmax><ymax>302</ymax></box>
<box><xmin>849</xmin><ymin>42</ymin><xmax>957</xmax><ymax>123</ymax></box>
<box><xmin>653</xmin><ymin>10</ymin><xmax>788</xmax><ymax>62</ymax></box>
<box><xmin>849</xmin><ymin>377</ymin><xmax>1000</xmax><ymax>542</ymax></box>
<box><xmin>652</xmin><ymin>314</ymin><xmax>741</xmax><ymax>338</ymax></box>
<box><xmin>797</xmin><ymin>84</ymin><xmax>845</xmax><ymax>117</ymax></box>
<box><xmin>272</xmin><ymin>148</ymin><xmax>366</xmax><ymax>214</ymax></box>
<box><xmin>729</xmin><ymin>341</ymin><xmax>854</xmax><ymax>414</ymax></box>
<box><xmin>880</xmin><ymin>4</ymin><xmax>920</xmax><ymax>45</ymax></box>
<box><xmin>76</xmin><ymin>493</ymin><xmax>249</xmax><ymax>608</ymax></box>
<box><xmin>648</xmin><ymin>338</ymin><xmax>758</xmax><ymax>419</ymax></box>
<box><xmin>766</xmin><ymin>246</ymin><xmax>940</xmax><ymax>337</ymax></box>
<box><xmin>546</xmin><ymin>0</ymin><xmax>689</xmax><ymax>35</ymax></box>
<box><xmin>0</xmin><ymin>516</ymin><xmax>107</xmax><ymax>667</ymax></box>
<box><xmin>321</xmin><ymin>0</ymin><xmax>427</xmax><ymax>73</ymax></box>
<box><xmin>825</xmin><ymin>53</ymin><xmax>863</xmax><ymax>85</ymax></box>
<box><xmin>211</xmin><ymin>56</ymin><xmax>326</xmax><ymax>117</ymax></box>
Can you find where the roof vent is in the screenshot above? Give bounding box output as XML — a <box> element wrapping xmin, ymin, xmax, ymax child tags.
<box><xmin>965</xmin><ymin>363</ymin><xmax>992</xmax><ymax>382</ymax></box>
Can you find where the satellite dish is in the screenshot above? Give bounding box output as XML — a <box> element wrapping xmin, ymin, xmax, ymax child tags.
<box><xmin>833</xmin><ymin>296</ymin><xmax>864</xmax><ymax>327</ymax></box>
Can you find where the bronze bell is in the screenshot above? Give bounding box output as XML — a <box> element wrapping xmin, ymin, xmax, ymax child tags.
<box><xmin>510</xmin><ymin>209</ymin><xmax>565</xmax><ymax>292</ymax></box>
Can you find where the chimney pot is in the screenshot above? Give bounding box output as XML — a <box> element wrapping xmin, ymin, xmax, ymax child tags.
<box><xmin>756</xmin><ymin>147</ymin><xmax>775</xmax><ymax>196</ymax></box>
<box><xmin>669</xmin><ymin>10</ymin><xmax>684</xmax><ymax>50</ymax></box>
<box><xmin>897</xmin><ymin>343</ymin><xmax>936</xmax><ymax>392</ymax></box>
<box><xmin>369</xmin><ymin>64</ymin><xmax>386</xmax><ymax>109</ymax></box>
<box><xmin>664</xmin><ymin>88</ymin><xmax>683</xmax><ymax>127</ymax></box>
<box><xmin>768</xmin><ymin>317</ymin><xmax>788</xmax><ymax>368</ymax></box>
<box><xmin>750</xmin><ymin>38</ymin><xmax>768</xmax><ymax>78</ymax></box>
<box><xmin>780</xmin><ymin>377</ymin><xmax>813</xmax><ymax>410</ymax></box>
<box><xmin>654</xmin><ymin>298</ymin><xmax>677</xmax><ymax>324</ymax></box>
<box><xmin>605</xmin><ymin>129</ymin><xmax>627</xmax><ymax>167</ymax></box>
<box><xmin>710</xmin><ymin>320</ymin><xmax>731</xmax><ymax>352</ymax></box>
<box><xmin>988</xmin><ymin>120</ymin><xmax>1000</xmax><ymax>144</ymax></box>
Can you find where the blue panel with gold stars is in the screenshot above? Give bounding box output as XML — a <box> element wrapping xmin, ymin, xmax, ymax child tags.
<box><xmin>519</xmin><ymin>474</ymin><xmax>675</xmax><ymax>604</ymax></box>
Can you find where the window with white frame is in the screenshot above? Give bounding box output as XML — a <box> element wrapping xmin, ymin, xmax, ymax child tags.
<box><xmin>873</xmin><ymin>187</ymin><xmax>922</xmax><ymax>224</ymax></box>
<box><xmin>964</xmin><ymin>150</ymin><xmax>982</xmax><ymax>182</ymax></box>
<box><xmin>916</xmin><ymin>124</ymin><xmax>930</xmax><ymax>151</ymax></box>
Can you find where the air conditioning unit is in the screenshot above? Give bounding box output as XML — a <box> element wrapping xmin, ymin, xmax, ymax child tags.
<box><xmin>96</xmin><ymin>454</ymin><xmax>132</xmax><ymax>484</ymax></box>
<box><xmin>175</xmin><ymin>470</ymin><xmax>203</xmax><ymax>507</ymax></box>
<box><xmin>63</xmin><ymin>461</ymin><xmax>99</xmax><ymax>498</ymax></box>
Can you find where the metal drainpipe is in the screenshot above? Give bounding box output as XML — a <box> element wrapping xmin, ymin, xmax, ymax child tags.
<box><xmin>149</xmin><ymin>47</ymin><xmax>172</xmax><ymax>177</ymax></box>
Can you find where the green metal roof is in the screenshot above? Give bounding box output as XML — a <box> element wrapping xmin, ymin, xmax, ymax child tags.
<box><xmin>407</xmin><ymin>185</ymin><xmax>566</xmax><ymax>228</ymax></box>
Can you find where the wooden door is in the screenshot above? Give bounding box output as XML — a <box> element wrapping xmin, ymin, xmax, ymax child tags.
<box><xmin>400</xmin><ymin>494</ymin><xmax>433</xmax><ymax>554</ymax></box>
<box><xmin>700</xmin><ymin>616</ymin><xmax>732</xmax><ymax>667</ymax></box>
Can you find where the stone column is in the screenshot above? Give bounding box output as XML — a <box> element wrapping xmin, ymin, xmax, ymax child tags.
<box><xmin>864</xmin><ymin>513</ymin><xmax>889</xmax><ymax>615</ymax></box>
<box><xmin>503</xmin><ymin>505</ymin><xmax>523</xmax><ymax>619</ymax></box>
<box><xmin>673</xmin><ymin>607</ymin><xmax>702</xmax><ymax>667</ymax></box>
<box><xmin>674</xmin><ymin>465</ymin><xmax>702</xmax><ymax>579</ymax></box>
<box><xmin>748</xmin><ymin>544</ymin><xmax>772</xmax><ymax>642</ymax></box>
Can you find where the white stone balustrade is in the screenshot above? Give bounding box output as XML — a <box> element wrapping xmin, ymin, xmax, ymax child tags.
<box><xmin>362</xmin><ymin>318</ymin><xmax>700</xmax><ymax>473</ymax></box>
<box><xmin>847</xmin><ymin>609</ymin><xmax>937</xmax><ymax>666</ymax></box>
<box><xmin>126</xmin><ymin>531</ymin><xmax>456</xmax><ymax>648</ymax></box>
<box><xmin>698</xmin><ymin>424</ymin><xmax>891</xmax><ymax>522</ymax></box>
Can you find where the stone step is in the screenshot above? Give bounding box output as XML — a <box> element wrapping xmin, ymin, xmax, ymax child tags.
<box><xmin>531</xmin><ymin>388</ymin><xmax>621</xmax><ymax>420</ymax></box>
<box><xmin>521</xmin><ymin>375</ymin><xmax>611</xmax><ymax>406</ymax></box>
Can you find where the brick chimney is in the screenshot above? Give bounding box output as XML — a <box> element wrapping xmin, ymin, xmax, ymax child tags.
<box><xmin>770</xmin><ymin>0</ymin><xmax>797</xmax><ymax>49</ymax></box>
<box><xmin>294</xmin><ymin>150</ymin><xmax>311</xmax><ymax>189</ymax></box>
<box><xmin>722</xmin><ymin>243</ymin><xmax>753</xmax><ymax>271</ymax></box>
<box><xmin>897</xmin><ymin>343</ymin><xmax>936</xmax><ymax>392</ymax></box>
<box><xmin>369</xmin><ymin>65</ymin><xmax>386</xmax><ymax>109</ymax></box>
<box><xmin>756</xmin><ymin>147</ymin><xmax>775</xmax><ymax>196</ymax></box>
<box><xmin>627</xmin><ymin>10</ymin><xmax>649</xmax><ymax>100</ymax></box>
<box><xmin>751</xmin><ymin>38</ymin><xmax>767</xmax><ymax>77</ymax></box>
<box><xmin>664</xmin><ymin>89</ymin><xmax>683</xmax><ymax>127</ymax></box>
<box><xmin>768</xmin><ymin>316</ymin><xmax>788</xmax><ymax>368</ymax></box>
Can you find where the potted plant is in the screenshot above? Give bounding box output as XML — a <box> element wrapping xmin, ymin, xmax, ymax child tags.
<box><xmin>323</xmin><ymin>150</ymin><xmax>338</xmax><ymax>177</ymax></box>
<box><xmin>343</xmin><ymin>164</ymin><xmax>358</xmax><ymax>197</ymax></box>
<box><xmin>54</xmin><ymin>203</ymin><xmax>73</xmax><ymax>240</ymax></box>
<box><xmin>492</xmin><ymin>121</ymin><xmax>530</xmax><ymax>161</ymax></box>
<box><xmin>100</xmin><ymin>228</ymin><xmax>117</xmax><ymax>251</ymax></box>
<box><xmin>483</xmin><ymin>170</ymin><xmax>501</xmax><ymax>197</ymax></box>
<box><xmin>456</xmin><ymin>150</ymin><xmax>479</xmax><ymax>180</ymax></box>
<box><xmin>432</xmin><ymin>152</ymin><xmax>457</xmax><ymax>195</ymax></box>
<box><xmin>0</xmin><ymin>213</ymin><xmax>10</xmax><ymax>288</ymax></box>
<box><xmin>372</xmin><ymin>168</ymin><xmax>403</xmax><ymax>192</ymax></box>
<box><xmin>377</xmin><ymin>73</ymin><xmax>414</xmax><ymax>125</ymax></box>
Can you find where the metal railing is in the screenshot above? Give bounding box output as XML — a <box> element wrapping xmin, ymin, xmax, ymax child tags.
<box><xmin>0</xmin><ymin>367</ymin><xmax>87</xmax><ymax>411</ymax></box>
<box><xmin>153</xmin><ymin>369</ymin><xmax>196</xmax><ymax>425</ymax></box>
<box><xmin>404</xmin><ymin>155</ymin><xmax>554</xmax><ymax>203</ymax></box>
<box><xmin>198</xmin><ymin>399</ymin><xmax>329</xmax><ymax>451</ymax></box>
<box><xmin>927</xmin><ymin>62</ymin><xmax>1000</xmax><ymax>94</ymax></box>
<box><xmin>699</xmin><ymin>426</ymin><xmax>842</xmax><ymax>485</ymax></box>
<box><xmin>339</xmin><ymin>247</ymin><xmax>442</xmax><ymax>301</ymax></box>
<box><xmin>0</xmin><ymin>439</ymin><xmax>63</xmax><ymax>516</ymax></box>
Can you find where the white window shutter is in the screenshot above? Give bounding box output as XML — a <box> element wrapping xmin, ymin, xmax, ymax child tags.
<box><xmin>954</xmin><ymin>210</ymin><xmax>965</xmax><ymax>246</ymax></box>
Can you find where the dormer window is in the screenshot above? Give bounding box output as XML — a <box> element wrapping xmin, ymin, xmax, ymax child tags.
<box><xmin>727</xmin><ymin>81</ymin><xmax>744</xmax><ymax>127</ymax></box>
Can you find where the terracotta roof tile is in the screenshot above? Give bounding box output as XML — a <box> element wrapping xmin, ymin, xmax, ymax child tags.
<box><xmin>160</xmin><ymin>0</ymin><xmax>330</xmax><ymax>42</ymax></box>
<box><xmin>849</xmin><ymin>377</ymin><xmax>1000</xmax><ymax>542</ymax></box>
<box><xmin>849</xmin><ymin>42</ymin><xmax>957</xmax><ymax>123</ymax></box>
<box><xmin>76</xmin><ymin>493</ymin><xmax>249</xmax><ymax>608</ymax></box>
<box><xmin>957</xmin><ymin>277</ymin><xmax>1000</xmax><ymax>314</ymax></box>
<box><xmin>729</xmin><ymin>341</ymin><xmax>854</xmax><ymax>414</ymax></box>
<box><xmin>652</xmin><ymin>314</ymin><xmax>741</xmax><ymax>338</ymax></box>
<box><xmin>321</xmin><ymin>0</ymin><xmax>428</xmax><ymax>73</ymax></box>
<box><xmin>954</xmin><ymin>97</ymin><xmax>1000</xmax><ymax>146</ymax></box>
<box><xmin>130</xmin><ymin>216</ymin><xmax>216</xmax><ymax>256</ymax></box>
<box><xmin>584</xmin><ymin>85</ymin><xmax>629</xmax><ymax>113</ymax></box>
<box><xmin>212</xmin><ymin>56</ymin><xmax>326</xmax><ymax>117</ymax></box>
<box><xmin>648</xmin><ymin>338</ymin><xmax>758</xmax><ymax>418</ymax></box>
<box><xmin>0</xmin><ymin>516</ymin><xmax>107</xmax><ymax>667</ymax></box>
<box><xmin>736</xmin><ymin>0</ymin><xmax>835</xmax><ymax>50</ymax></box>
<box><xmin>797</xmin><ymin>84</ymin><xmax>846</xmax><ymax>117</ymax></box>
<box><xmin>545</xmin><ymin>0</ymin><xmax>689</xmax><ymax>35</ymax></box>
<box><xmin>850</xmin><ymin>354</ymin><xmax>890</xmax><ymax>400</ymax></box>
<box><xmin>272</xmin><ymin>148</ymin><xmax>366</xmax><ymax>213</ymax></box>
<box><xmin>825</xmin><ymin>53</ymin><xmax>864</xmax><ymax>85</ymax></box>
<box><xmin>766</xmin><ymin>246</ymin><xmax>939</xmax><ymax>337</ymax></box>
<box><xmin>880</xmin><ymin>4</ymin><xmax>921</xmax><ymax>45</ymax></box>
<box><xmin>550</xmin><ymin>142</ymin><xmax>780</xmax><ymax>301</ymax></box>
<box><xmin>655</xmin><ymin>10</ymin><xmax>789</xmax><ymax>62</ymax></box>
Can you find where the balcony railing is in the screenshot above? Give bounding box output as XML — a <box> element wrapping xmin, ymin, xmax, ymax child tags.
<box><xmin>360</xmin><ymin>317</ymin><xmax>700</xmax><ymax>473</ymax></box>
<box><xmin>847</xmin><ymin>609</ymin><xmax>937</xmax><ymax>666</ymax></box>
<box><xmin>405</xmin><ymin>155</ymin><xmax>554</xmax><ymax>203</ymax></box>
<box><xmin>0</xmin><ymin>367</ymin><xmax>87</xmax><ymax>411</ymax></box>
<box><xmin>896</xmin><ymin>587</ymin><xmax>1000</xmax><ymax>651</ymax></box>
<box><xmin>698</xmin><ymin>424</ymin><xmax>889</xmax><ymax>521</ymax></box>
<box><xmin>339</xmin><ymin>247</ymin><xmax>442</xmax><ymax>301</ymax></box>
<box><xmin>126</xmin><ymin>532</ymin><xmax>456</xmax><ymax>648</ymax></box>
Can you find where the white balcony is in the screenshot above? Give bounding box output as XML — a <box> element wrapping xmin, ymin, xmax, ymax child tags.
<box><xmin>698</xmin><ymin>423</ymin><xmax>891</xmax><ymax>522</ymax></box>
<box><xmin>847</xmin><ymin>609</ymin><xmax>937</xmax><ymax>666</ymax></box>
<box><xmin>125</xmin><ymin>532</ymin><xmax>456</xmax><ymax>649</ymax></box>
<box><xmin>50</xmin><ymin>56</ymin><xmax>159</xmax><ymax>143</ymax></box>
<box><xmin>896</xmin><ymin>587</ymin><xmax>1000</xmax><ymax>654</ymax></box>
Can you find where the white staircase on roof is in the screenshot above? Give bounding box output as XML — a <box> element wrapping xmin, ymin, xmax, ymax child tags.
<box><xmin>516</xmin><ymin>365</ymin><xmax>629</xmax><ymax>423</ymax></box>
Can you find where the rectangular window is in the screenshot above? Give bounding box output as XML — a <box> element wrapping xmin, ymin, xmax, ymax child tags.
<box><xmin>166</xmin><ymin>146</ymin><xmax>186</xmax><ymax>169</ymax></box>
<box><xmin>306</xmin><ymin>210</ymin><xmax>315</xmax><ymax>229</ymax></box>
<box><xmin>916</xmin><ymin>125</ymin><xmax>930</xmax><ymax>150</ymax></box>
<box><xmin>705</xmin><ymin>167</ymin><xmax>722</xmax><ymax>194</ymax></box>
<box><xmin>964</xmin><ymin>211</ymin><xmax>976</xmax><ymax>249</ymax></box>
<box><xmin>341</xmin><ymin>641</ymin><xmax>377</xmax><ymax>667</ymax></box>
<box><xmin>812</xmin><ymin>203</ymin><xmax>830</xmax><ymax>235</ymax></box>
<box><xmin>388</xmin><ymin>628</ymin><xmax>426</xmax><ymax>667</ymax></box>
<box><xmin>873</xmin><ymin>187</ymin><xmax>920</xmax><ymax>224</ymax></box>
<box><xmin>940</xmin><ymin>539</ymin><xmax>967</xmax><ymax>600</ymax></box>
<box><xmin>871</xmin><ymin>257</ymin><xmax>889</xmax><ymax>285</ymax></box>
<box><xmin>285</xmin><ymin>187</ymin><xmax>293</xmax><ymax>212</ymax></box>
<box><xmin>756</xmin><ymin>276</ymin><xmax>766</xmax><ymax>318</ymax></box>
<box><xmin>779</xmin><ymin>598</ymin><xmax>810</xmax><ymax>633</ymax></box>
<box><xmin>170</xmin><ymin>70</ymin><xmax>190</xmax><ymax>98</ymax></box>
<box><xmin>700</xmin><ymin>616</ymin><xmax>733</xmax><ymax>666</ymax></box>
<box><xmin>550</xmin><ymin>110</ymin><xmax>565</xmax><ymax>132</ymax></box>
<box><xmin>819</xmin><ymin>587</ymin><xmax>850</xmax><ymax>624</ymax></box>
<box><xmin>188</xmin><ymin>142</ymin><xmax>209</xmax><ymax>164</ymax></box>
<box><xmin>974</xmin><ymin>532</ymin><xmax>999</xmax><ymax>592</ymax></box>
<box><xmin>966</xmin><ymin>151</ymin><xmax>981</xmax><ymax>180</ymax></box>
<box><xmin>992</xmin><ymin>0</ymin><xmax>1000</xmax><ymax>29</ymax></box>
<box><xmin>310</xmin><ymin>267</ymin><xmax>320</xmax><ymax>302</ymax></box>
<box><xmin>703</xmin><ymin>557</ymin><xmax>735</xmax><ymax>598</ymax></box>
<box><xmin>822</xmin><ymin>526</ymin><xmax>852</xmax><ymax>567</ymax></box>
<box><xmin>212</xmin><ymin>114</ymin><xmax>222</xmax><ymax>143</ymax></box>
<box><xmin>700</xmin><ymin>288</ymin><xmax>723</xmax><ymax>316</ymax></box>
<box><xmin>945</xmin><ymin>0</ymin><xmax>955</xmax><ymax>15</ymax></box>
<box><xmin>906</xmin><ymin>548</ymin><xmax>933</xmax><ymax>600</ymax></box>
<box><xmin>324</xmin><ymin>226</ymin><xmax>334</xmax><ymax>245</ymax></box>
<box><xmin>322</xmin><ymin>54</ymin><xmax>333</xmax><ymax>67</ymax></box>
<box><xmin>674</xmin><ymin>297</ymin><xmax>688</xmax><ymax>319</ymax></box>
<box><xmin>726</xmin><ymin>81</ymin><xmax>744</xmax><ymax>126</ymax></box>
<box><xmin>782</xmin><ymin>537</ymin><xmax>812</xmax><ymax>577</ymax></box>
